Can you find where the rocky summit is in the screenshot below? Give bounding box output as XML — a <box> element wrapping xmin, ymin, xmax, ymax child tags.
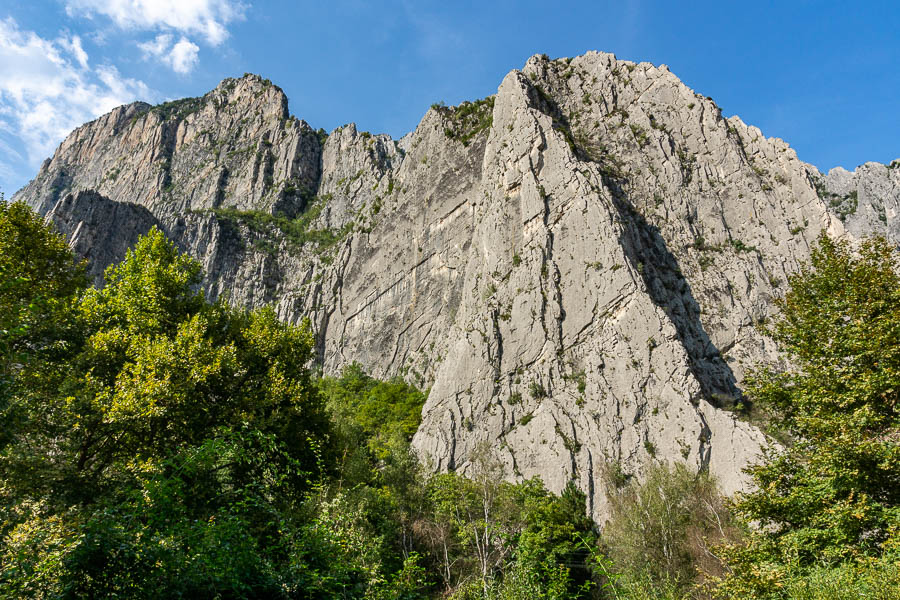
<box><xmin>14</xmin><ymin>52</ymin><xmax>900</xmax><ymax>520</ymax></box>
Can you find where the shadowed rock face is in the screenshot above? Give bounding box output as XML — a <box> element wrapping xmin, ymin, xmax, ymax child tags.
<box><xmin>14</xmin><ymin>53</ymin><xmax>899</xmax><ymax>520</ymax></box>
<box><xmin>46</xmin><ymin>190</ymin><xmax>162</xmax><ymax>282</ymax></box>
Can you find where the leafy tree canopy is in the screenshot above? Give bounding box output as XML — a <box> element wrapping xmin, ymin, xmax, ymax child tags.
<box><xmin>321</xmin><ymin>362</ymin><xmax>427</xmax><ymax>461</ymax></box>
<box><xmin>0</xmin><ymin>224</ymin><xmax>334</xmax><ymax>597</ymax></box>
<box><xmin>0</xmin><ymin>200</ymin><xmax>86</xmax><ymax>418</ymax></box>
<box><xmin>716</xmin><ymin>235</ymin><xmax>900</xmax><ymax>597</ymax></box>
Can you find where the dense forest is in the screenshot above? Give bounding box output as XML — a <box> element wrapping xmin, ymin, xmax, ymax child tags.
<box><xmin>0</xmin><ymin>197</ymin><xmax>897</xmax><ymax>598</ymax></box>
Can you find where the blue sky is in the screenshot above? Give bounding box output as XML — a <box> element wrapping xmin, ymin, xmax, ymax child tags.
<box><xmin>0</xmin><ymin>0</ymin><xmax>897</xmax><ymax>195</ymax></box>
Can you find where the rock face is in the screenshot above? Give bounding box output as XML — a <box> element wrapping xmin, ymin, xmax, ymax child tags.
<box><xmin>14</xmin><ymin>53</ymin><xmax>899</xmax><ymax>521</ymax></box>
<box><xmin>25</xmin><ymin>76</ymin><xmax>322</xmax><ymax>219</ymax></box>
<box><xmin>46</xmin><ymin>190</ymin><xmax>161</xmax><ymax>282</ymax></box>
<box><xmin>820</xmin><ymin>160</ymin><xmax>900</xmax><ymax>242</ymax></box>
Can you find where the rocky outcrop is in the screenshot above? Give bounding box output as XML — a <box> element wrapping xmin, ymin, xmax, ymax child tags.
<box><xmin>14</xmin><ymin>52</ymin><xmax>899</xmax><ymax>520</ymax></box>
<box><xmin>47</xmin><ymin>190</ymin><xmax>161</xmax><ymax>282</ymax></box>
<box><xmin>22</xmin><ymin>75</ymin><xmax>322</xmax><ymax>219</ymax></box>
<box><xmin>820</xmin><ymin>160</ymin><xmax>900</xmax><ymax>242</ymax></box>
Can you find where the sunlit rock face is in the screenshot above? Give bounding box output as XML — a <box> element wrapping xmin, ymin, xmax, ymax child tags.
<box><xmin>16</xmin><ymin>53</ymin><xmax>897</xmax><ymax>520</ymax></box>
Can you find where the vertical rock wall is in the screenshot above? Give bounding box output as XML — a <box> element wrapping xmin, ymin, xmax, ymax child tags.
<box><xmin>14</xmin><ymin>53</ymin><xmax>898</xmax><ymax>520</ymax></box>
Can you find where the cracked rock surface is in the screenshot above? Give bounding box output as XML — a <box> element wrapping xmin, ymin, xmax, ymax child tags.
<box><xmin>14</xmin><ymin>53</ymin><xmax>898</xmax><ymax>520</ymax></box>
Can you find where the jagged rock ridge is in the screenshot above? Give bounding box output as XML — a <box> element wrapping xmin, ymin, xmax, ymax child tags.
<box><xmin>14</xmin><ymin>54</ymin><xmax>899</xmax><ymax>520</ymax></box>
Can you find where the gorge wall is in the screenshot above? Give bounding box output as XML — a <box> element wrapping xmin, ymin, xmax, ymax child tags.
<box><xmin>13</xmin><ymin>51</ymin><xmax>900</xmax><ymax>520</ymax></box>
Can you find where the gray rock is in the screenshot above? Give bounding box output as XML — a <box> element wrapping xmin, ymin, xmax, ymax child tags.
<box><xmin>46</xmin><ymin>190</ymin><xmax>161</xmax><ymax>282</ymax></box>
<box><xmin>819</xmin><ymin>161</ymin><xmax>900</xmax><ymax>241</ymax></box>
<box><xmin>13</xmin><ymin>54</ymin><xmax>897</xmax><ymax>521</ymax></box>
<box><xmin>18</xmin><ymin>75</ymin><xmax>321</xmax><ymax>219</ymax></box>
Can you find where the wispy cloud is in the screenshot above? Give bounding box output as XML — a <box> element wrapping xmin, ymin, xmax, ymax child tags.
<box><xmin>59</xmin><ymin>34</ymin><xmax>89</xmax><ymax>69</ymax></box>
<box><xmin>137</xmin><ymin>32</ymin><xmax>172</xmax><ymax>57</ymax></box>
<box><xmin>0</xmin><ymin>17</ymin><xmax>152</xmax><ymax>169</ymax></box>
<box><xmin>401</xmin><ymin>2</ymin><xmax>466</xmax><ymax>60</ymax></box>
<box><xmin>138</xmin><ymin>34</ymin><xmax>200</xmax><ymax>74</ymax></box>
<box><xmin>65</xmin><ymin>0</ymin><xmax>247</xmax><ymax>46</ymax></box>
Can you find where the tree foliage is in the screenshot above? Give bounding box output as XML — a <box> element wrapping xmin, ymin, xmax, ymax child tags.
<box><xmin>321</xmin><ymin>362</ymin><xmax>427</xmax><ymax>462</ymax></box>
<box><xmin>2</xmin><ymin>227</ymin><xmax>329</xmax><ymax>506</ymax></box>
<box><xmin>0</xmin><ymin>224</ymin><xmax>332</xmax><ymax>597</ymax></box>
<box><xmin>715</xmin><ymin>235</ymin><xmax>900</xmax><ymax>597</ymax></box>
<box><xmin>0</xmin><ymin>200</ymin><xmax>86</xmax><ymax>448</ymax></box>
<box><xmin>422</xmin><ymin>466</ymin><xmax>595</xmax><ymax>599</ymax></box>
<box><xmin>602</xmin><ymin>462</ymin><xmax>737</xmax><ymax>595</ymax></box>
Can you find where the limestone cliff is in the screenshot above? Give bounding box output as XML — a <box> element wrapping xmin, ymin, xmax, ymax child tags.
<box><xmin>819</xmin><ymin>160</ymin><xmax>900</xmax><ymax>241</ymax></box>
<box><xmin>13</xmin><ymin>53</ymin><xmax>898</xmax><ymax>520</ymax></box>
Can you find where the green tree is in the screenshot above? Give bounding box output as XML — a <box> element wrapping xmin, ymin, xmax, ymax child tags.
<box><xmin>0</xmin><ymin>225</ymin><xmax>333</xmax><ymax>597</ymax></box>
<box><xmin>0</xmin><ymin>199</ymin><xmax>86</xmax><ymax>449</ymax></box>
<box><xmin>715</xmin><ymin>235</ymin><xmax>900</xmax><ymax>597</ymax></box>
<box><xmin>602</xmin><ymin>462</ymin><xmax>736</xmax><ymax>595</ymax></box>
<box><xmin>3</xmin><ymin>227</ymin><xmax>330</xmax><ymax>505</ymax></box>
<box><xmin>318</xmin><ymin>362</ymin><xmax>431</xmax><ymax>578</ymax></box>
<box><xmin>321</xmin><ymin>362</ymin><xmax>427</xmax><ymax>463</ymax></box>
<box><xmin>421</xmin><ymin>449</ymin><xmax>595</xmax><ymax>598</ymax></box>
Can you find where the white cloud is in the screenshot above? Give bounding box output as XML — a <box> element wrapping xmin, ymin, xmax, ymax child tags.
<box><xmin>168</xmin><ymin>38</ymin><xmax>200</xmax><ymax>74</ymax></box>
<box><xmin>0</xmin><ymin>17</ymin><xmax>152</xmax><ymax>166</ymax></box>
<box><xmin>138</xmin><ymin>34</ymin><xmax>200</xmax><ymax>74</ymax></box>
<box><xmin>66</xmin><ymin>0</ymin><xmax>247</xmax><ymax>46</ymax></box>
<box><xmin>59</xmin><ymin>34</ymin><xmax>89</xmax><ymax>69</ymax></box>
<box><xmin>137</xmin><ymin>32</ymin><xmax>173</xmax><ymax>57</ymax></box>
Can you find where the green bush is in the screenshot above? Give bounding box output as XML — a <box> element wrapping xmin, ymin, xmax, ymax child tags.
<box><xmin>440</xmin><ymin>97</ymin><xmax>495</xmax><ymax>147</ymax></box>
<box><xmin>213</xmin><ymin>193</ymin><xmax>353</xmax><ymax>256</ymax></box>
<box><xmin>602</xmin><ymin>462</ymin><xmax>737</xmax><ymax>595</ymax></box>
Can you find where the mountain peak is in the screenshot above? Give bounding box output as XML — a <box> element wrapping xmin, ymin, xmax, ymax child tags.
<box><xmin>13</xmin><ymin>50</ymin><xmax>899</xmax><ymax>520</ymax></box>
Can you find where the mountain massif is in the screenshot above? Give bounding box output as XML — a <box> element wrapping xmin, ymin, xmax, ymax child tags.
<box><xmin>13</xmin><ymin>51</ymin><xmax>900</xmax><ymax>520</ymax></box>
